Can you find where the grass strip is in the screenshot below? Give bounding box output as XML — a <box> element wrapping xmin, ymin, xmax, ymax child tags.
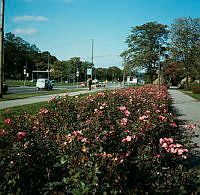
<box><xmin>179</xmin><ymin>90</ymin><xmax>200</xmax><ymax>101</ymax></box>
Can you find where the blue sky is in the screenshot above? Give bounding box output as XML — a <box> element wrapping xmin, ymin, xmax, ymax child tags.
<box><xmin>4</xmin><ymin>0</ymin><xmax>200</xmax><ymax>69</ymax></box>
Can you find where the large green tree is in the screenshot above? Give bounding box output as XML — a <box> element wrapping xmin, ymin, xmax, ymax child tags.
<box><xmin>121</xmin><ymin>22</ymin><xmax>169</xmax><ymax>83</ymax></box>
<box><xmin>170</xmin><ymin>17</ymin><xmax>200</xmax><ymax>87</ymax></box>
<box><xmin>4</xmin><ymin>32</ymin><xmax>57</xmax><ymax>80</ymax></box>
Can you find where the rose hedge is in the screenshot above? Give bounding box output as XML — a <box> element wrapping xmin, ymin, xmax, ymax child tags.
<box><xmin>0</xmin><ymin>85</ymin><xmax>198</xmax><ymax>194</ymax></box>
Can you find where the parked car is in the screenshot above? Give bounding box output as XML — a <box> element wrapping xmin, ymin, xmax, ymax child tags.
<box><xmin>3</xmin><ymin>84</ymin><xmax>8</xmax><ymax>94</ymax></box>
<box><xmin>96</xmin><ymin>81</ymin><xmax>105</xmax><ymax>87</ymax></box>
<box><xmin>36</xmin><ymin>78</ymin><xmax>53</xmax><ymax>91</ymax></box>
<box><xmin>30</xmin><ymin>79</ymin><xmax>37</xmax><ymax>82</ymax></box>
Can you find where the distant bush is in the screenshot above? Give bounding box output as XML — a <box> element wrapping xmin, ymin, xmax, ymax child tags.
<box><xmin>0</xmin><ymin>85</ymin><xmax>198</xmax><ymax>194</ymax></box>
<box><xmin>189</xmin><ymin>83</ymin><xmax>200</xmax><ymax>94</ymax></box>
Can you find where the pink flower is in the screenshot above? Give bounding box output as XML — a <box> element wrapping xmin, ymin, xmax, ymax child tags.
<box><xmin>161</xmin><ymin>143</ymin><xmax>168</xmax><ymax>148</ymax></box>
<box><xmin>175</xmin><ymin>144</ymin><xmax>183</xmax><ymax>148</ymax></box>
<box><xmin>170</xmin><ymin>148</ymin><xmax>178</xmax><ymax>153</ymax></box>
<box><xmin>0</xmin><ymin>130</ymin><xmax>6</xmax><ymax>136</ymax></box>
<box><xmin>177</xmin><ymin>149</ymin><xmax>184</xmax><ymax>155</ymax></box>
<box><xmin>169</xmin><ymin>144</ymin><xmax>176</xmax><ymax>148</ymax></box>
<box><xmin>144</xmin><ymin>110</ymin><xmax>152</xmax><ymax>114</ymax></box>
<box><xmin>73</xmin><ymin>130</ymin><xmax>82</xmax><ymax>136</ymax></box>
<box><xmin>124</xmin><ymin>110</ymin><xmax>131</xmax><ymax>117</ymax></box>
<box><xmin>123</xmin><ymin>130</ymin><xmax>130</xmax><ymax>133</ymax></box>
<box><xmin>4</xmin><ymin>119</ymin><xmax>11</xmax><ymax>124</ymax></box>
<box><xmin>158</xmin><ymin>115</ymin><xmax>166</xmax><ymax>121</ymax></box>
<box><xmin>16</xmin><ymin>131</ymin><xmax>27</xmax><ymax>137</ymax></box>
<box><xmin>121</xmin><ymin>118</ymin><xmax>128</xmax><ymax>127</ymax></box>
<box><xmin>119</xmin><ymin>106</ymin><xmax>126</xmax><ymax>111</ymax></box>
<box><xmin>156</xmin><ymin>110</ymin><xmax>161</xmax><ymax>113</ymax></box>
<box><xmin>139</xmin><ymin>115</ymin><xmax>148</xmax><ymax>120</ymax></box>
<box><xmin>39</xmin><ymin>109</ymin><xmax>49</xmax><ymax>114</ymax></box>
<box><xmin>163</xmin><ymin>109</ymin><xmax>167</xmax><ymax>113</ymax></box>
<box><xmin>164</xmin><ymin>137</ymin><xmax>173</xmax><ymax>143</ymax></box>
<box><xmin>5</xmin><ymin>108</ymin><xmax>11</xmax><ymax>112</ymax></box>
<box><xmin>182</xmin><ymin>124</ymin><xmax>196</xmax><ymax>129</ymax></box>
<box><xmin>170</xmin><ymin>123</ymin><xmax>178</xmax><ymax>128</ymax></box>
<box><xmin>122</xmin><ymin>135</ymin><xmax>132</xmax><ymax>143</ymax></box>
<box><xmin>159</xmin><ymin>138</ymin><xmax>165</xmax><ymax>144</ymax></box>
<box><xmin>182</xmin><ymin>155</ymin><xmax>187</xmax><ymax>159</ymax></box>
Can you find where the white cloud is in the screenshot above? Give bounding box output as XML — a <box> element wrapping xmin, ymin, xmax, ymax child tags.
<box><xmin>13</xmin><ymin>15</ymin><xmax>48</xmax><ymax>22</ymax></box>
<box><xmin>13</xmin><ymin>28</ymin><xmax>38</xmax><ymax>35</ymax></box>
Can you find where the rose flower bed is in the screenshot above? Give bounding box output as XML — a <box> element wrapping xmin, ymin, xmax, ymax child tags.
<box><xmin>0</xmin><ymin>85</ymin><xmax>198</xmax><ymax>194</ymax></box>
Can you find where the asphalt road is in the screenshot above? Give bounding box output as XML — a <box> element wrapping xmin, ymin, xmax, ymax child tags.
<box><xmin>7</xmin><ymin>85</ymin><xmax>84</xmax><ymax>94</ymax></box>
<box><xmin>7</xmin><ymin>83</ymin><xmax>122</xmax><ymax>95</ymax></box>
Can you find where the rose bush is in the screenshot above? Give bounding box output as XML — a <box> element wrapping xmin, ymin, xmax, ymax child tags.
<box><xmin>0</xmin><ymin>85</ymin><xmax>198</xmax><ymax>194</ymax></box>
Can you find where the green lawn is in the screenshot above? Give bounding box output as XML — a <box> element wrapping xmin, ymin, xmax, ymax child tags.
<box><xmin>179</xmin><ymin>90</ymin><xmax>200</xmax><ymax>101</ymax></box>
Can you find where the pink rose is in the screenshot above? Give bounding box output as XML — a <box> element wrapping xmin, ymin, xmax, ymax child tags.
<box><xmin>16</xmin><ymin>132</ymin><xmax>27</xmax><ymax>137</ymax></box>
<box><xmin>159</xmin><ymin>138</ymin><xmax>165</xmax><ymax>144</ymax></box>
<box><xmin>124</xmin><ymin>110</ymin><xmax>131</xmax><ymax>117</ymax></box>
<box><xmin>5</xmin><ymin>119</ymin><xmax>11</xmax><ymax>124</ymax></box>
<box><xmin>177</xmin><ymin>149</ymin><xmax>184</xmax><ymax>155</ymax></box>
<box><xmin>119</xmin><ymin>106</ymin><xmax>126</xmax><ymax>111</ymax></box>
<box><xmin>164</xmin><ymin>137</ymin><xmax>173</xmax><ymax>143</ymax></box>
<box><xmin>161</xmin><ymin>143</ymin><xmax>168</xmax><ymax>148</ymax></box>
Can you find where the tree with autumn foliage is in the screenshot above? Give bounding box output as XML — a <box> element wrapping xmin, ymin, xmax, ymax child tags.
<box><xmin>162</xmin><ymin>58</ymin><xmax>184</xmax><ymax>85</ymax></box>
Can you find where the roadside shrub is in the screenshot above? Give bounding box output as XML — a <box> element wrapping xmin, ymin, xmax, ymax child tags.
<box><xmin>0</xmin><ymin>85</ymin><xmax>198</xmax><ymax>194</ymax></box>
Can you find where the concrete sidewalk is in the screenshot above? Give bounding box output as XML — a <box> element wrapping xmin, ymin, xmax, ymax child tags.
<box><xmin>168</xmin><ymin>87</ymin><xmax>200</xmax><ymax>167</ymax></box>
<box><xmin>168</xmin><ymin>88</ymin><xmax>200</xmax><ymax>125</ymax></box>
<box><xmin>0</xmin><ymin>88</ymin><xmax>106</xmax><ymax>110</ymax></box>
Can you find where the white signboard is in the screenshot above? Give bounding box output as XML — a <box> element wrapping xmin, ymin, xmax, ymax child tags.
<box><xmin>87</xmin><ymin>68</ymin><xmax>92</xmax><ymax>75</ymax></box>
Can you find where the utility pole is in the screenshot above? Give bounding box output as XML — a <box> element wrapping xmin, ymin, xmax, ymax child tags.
<box><xmin>0</xmin><ymin>0</ymin><xmax>4</xmax><ymax>98</ymax></box>
<box><xmin>48</xmin><ymin>53</ymin><xmax>50</xmax><ymax>79</ymax></box>
<box><xmin>91</xmin><ymin>39</ymin><xmax>94</xmax><ymax>80</ymax></box>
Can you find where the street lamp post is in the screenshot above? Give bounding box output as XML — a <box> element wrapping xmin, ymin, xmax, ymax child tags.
<box><xmin>0</xmin><ymin>0</ymin><xmax>5</xmax><ymax>98</ymax></box>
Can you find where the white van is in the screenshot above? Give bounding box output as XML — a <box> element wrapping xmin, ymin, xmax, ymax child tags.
<box><xmin>36</xmin><ymin>78</ymin><xmax>53</xmax><ymax>91</ymax></box>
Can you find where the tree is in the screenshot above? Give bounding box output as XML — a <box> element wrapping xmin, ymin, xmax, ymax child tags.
<box><xmin>170</xmin><ymin>17</ymin><xmax>200</xmax><ymax>87</ymax></box>
<box><xmin>121</xmin><ymin>22</ymin><xmax>169</xmax><ymax>83</ymax></box>
<box><xmin>162</xmin><ymin>58</ymin><xmax>184</xmax><ymax>85</ymax></box>
<box><xmin>106</xmin><ymin>66</ymin><xmax>123</xmax><ymax>81</ymax></box>
<box><xmin>51</xmin><ymin>60</ymin><xmax>63</xmax><ymax>80</ymax></box>
<box><xmin>4</xmin><ymin>32</ymin><xmax>58</xmax><ymax>80</ymax></box>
